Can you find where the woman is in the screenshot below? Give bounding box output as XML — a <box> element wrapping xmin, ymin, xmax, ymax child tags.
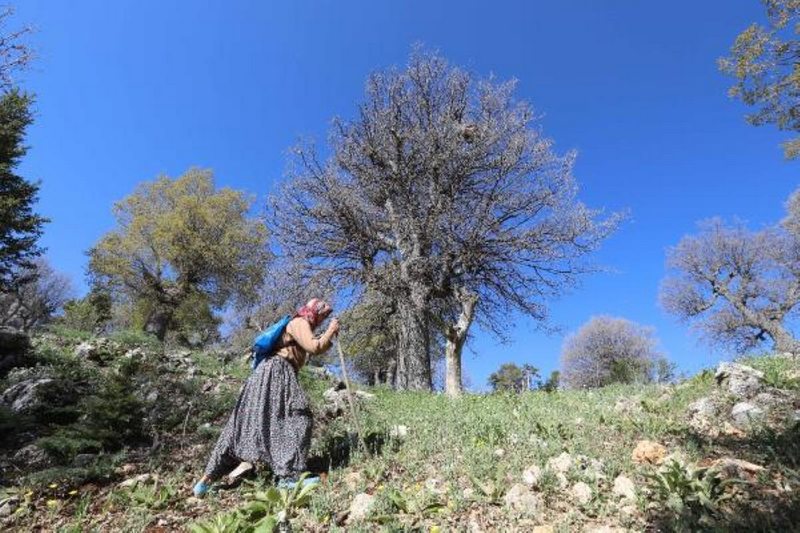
<box><xmin>193</xmin><ymin>298</ymin><xmax>339</xmax><ymax>496</ymax></box>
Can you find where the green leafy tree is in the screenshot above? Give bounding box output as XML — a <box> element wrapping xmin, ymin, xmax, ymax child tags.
<box><xmin>538</xmin><ymin>370</ymin><xmax>561</xmax><ymax>392</ymax></box>
<box><xmin>720</xmin><ymin>0</ymin><xmax>800</xmax><ymax>158</ymax></box>
<box><xmin>60</xmin><ymin>289</ymin><xmax>112</xmax><ymax>333</ymax></box>
<box><xmin>88</xmin><ymin>169</ymin><xmax>269</xmax><ymax>341</ymax></box>
<box><xmin>488</xmin><ymin>362</ymin><xmax>539</xmax><ymax>393</ymax></box>
<box><xmin>0</xmin><ymin>89</ymin><xmax>46</xmax><ymax>289</ymax></box>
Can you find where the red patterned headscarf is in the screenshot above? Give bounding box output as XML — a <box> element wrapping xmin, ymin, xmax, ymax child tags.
<box><xmin>295</xmin><ymin>298</ymin><xmax>332</xmax><ymax>328</ymax></box>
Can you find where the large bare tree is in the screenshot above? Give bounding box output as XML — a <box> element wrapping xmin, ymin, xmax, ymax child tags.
<box><xmin>661</xmin><ymin>209</ymin><xmax>800</xmax><ymax>354</ymax></box>
<box><xmin>271</xmin><ymin>50</ymin><xmax>618</xmax><ymax>391</ymax></box>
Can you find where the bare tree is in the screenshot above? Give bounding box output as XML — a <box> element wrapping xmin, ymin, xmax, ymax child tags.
<box><xmin>271</xmin><ymin>49</ymin><xmax>619</xmax><ymax>391</ymax></box>
<box><xmin>0</xmin><ymin>258</ymin><xmax>73</xmax><ymax>331</ymax></box>
<box><xmin>0</xmin><ymin>6</ymin><xmax>33</xmax><ymax>91</ymax></box>
<box><xmin>560</xmin><ymin>316</ymin><xmax>668</xmax><ymax>389</ymax></box>
<box><xmin>661</xmin><ymin>216</ymin><xmax>800</xmax><ymax>354</ymax></box>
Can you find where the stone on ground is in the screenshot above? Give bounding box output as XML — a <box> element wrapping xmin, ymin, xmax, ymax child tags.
<box><xmin>347</xmin><ymin>493</ymin><xmax>375</xmax><ymax>523</ymax></box>
<box><xmin>715</xmin><ymin>362</ymin><xmax>764</xmax><ymax>398</ymax></box>
<box><xmin>389</xmin><ymin>424</ymin><xmax>409</xmax><ymax>439</ymax></box>
<box><xmin>730</xmin><ymin>402</ymin><xmax>765</xmax><ymax>427</ymax></box>
<box><xmin>612</xmin><ymin>475</ymin><xmax>636</xmax><ymax>501</ymax></box>
<box><xmin>522</xmin><ymin>464</ymin><xmax>542</xmax><ymax>487</ymax></box>
<box><xmin>712</xmin><ymin>457</ymin><xmax>765</xmax><ymax>480</ymax></box>
<box><xmin>547</xmin><ymin>452</ymin><xmax>573</xmax><ymax>474</ymax></box>
<box><xmin>503</xmin><ymin>483</ymin><xmax>542</xmax><ymax>515</ymax></box>
<box><xmin>118</xmin><ymin>473</ymin><xmax>157</xmax><ymax>488</ymax></box>
<box><xmin>571</xmin><ymin>481</ymin><xmax>593</xmax><ymax>505</ymax></box>
<box><xmin>13</xmin><ymin>443</ymin><xmax>52</xmax><ymax>469</ymax></box>
<box><xmin>631</xmin><ymin>440</ymin><xmax>666</xmax><ymax>465</ymax></box>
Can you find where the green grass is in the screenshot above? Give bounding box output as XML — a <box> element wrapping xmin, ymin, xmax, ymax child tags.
<box><xmin>3</xmin><ymin>338</ymin><xmax>798</xmax><ymax>532</ymax></box>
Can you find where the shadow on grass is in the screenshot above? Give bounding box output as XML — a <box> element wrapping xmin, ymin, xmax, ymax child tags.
<box><xmin>307</xmin><ymin>431</ymin><xmax>387</xmax><ymax>474</ymax></box>
<box><xmin>648</xmin><ymin>423</ymin><xmax>800</xmax><ymax>531</ymax></box>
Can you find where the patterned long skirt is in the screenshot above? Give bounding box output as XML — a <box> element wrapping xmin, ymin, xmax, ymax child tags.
<box><xmin>203</xmin><ymin>356</ymin><xmax>312</xmax><ymax>480</ymax></box>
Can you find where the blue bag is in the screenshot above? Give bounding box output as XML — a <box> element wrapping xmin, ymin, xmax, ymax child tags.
<box><xmin>252</xmin><ymin>315</ymin><xmax>292</xmax><ymax>370</ymax></box>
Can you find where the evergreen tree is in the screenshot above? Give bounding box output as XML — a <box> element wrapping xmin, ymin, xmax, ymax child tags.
<box><xmin>0</xmin><ymin>89</ymin><xmax>46</xmax><ymax>289</ymax></box>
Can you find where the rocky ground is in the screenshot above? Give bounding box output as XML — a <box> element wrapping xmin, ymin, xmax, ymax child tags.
<box><xmin>1</xmin><ymin>328</ymin><xmax>799</xmax><ymax>531</ymax></box>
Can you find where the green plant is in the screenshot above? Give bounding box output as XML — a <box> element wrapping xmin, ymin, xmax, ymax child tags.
<box><xmin>114</xmin><ymin>480</ymin><xmax>176</xmax><ymax>510</ymax></box>
<box><xmin>645</xmin><ymin>459</ymin><xmax>737</xmax><ymax>530</ymax></box>
<box><xmin>189</xmin><ymin>474</ymin><xmax>318</xmax><ymax>533</ymax></box>
<box><xmin>189</xmin><ymin>511</ymin><xmax>247</xmax><ymax>533</ymax></box>
<box><xmin>372</xmin><ymin>486</ymin><xmax>446</xmax><ymax>526</ymax></box>
<box><xmin>468</xmin><ymin>473</ymin><xmax>506</xmax><ymax>505</ymax></box>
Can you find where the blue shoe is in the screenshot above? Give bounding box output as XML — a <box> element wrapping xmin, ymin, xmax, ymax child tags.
<box><xmin>193</xmin><ymin>480</ymin><xmax>211</xmax><ymax>497</ymax></box>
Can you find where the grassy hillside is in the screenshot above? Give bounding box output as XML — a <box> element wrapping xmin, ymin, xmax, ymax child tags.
<box><xmin>1</xmin><ymin>332</ymin><xmax>798</xmax><ymax>532</ymax></box>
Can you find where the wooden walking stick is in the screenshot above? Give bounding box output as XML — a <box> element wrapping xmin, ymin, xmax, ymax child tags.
<box><xmin>334</xmin><ymin>336</ymin><xmax>372</xmax><ymax>458</ymax></box>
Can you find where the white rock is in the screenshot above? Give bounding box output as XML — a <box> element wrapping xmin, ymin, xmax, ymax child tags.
<box><xmin>503</xmin><ymin>483</ymin><xmax>541</xmax><ymax>515</ymax></box>
<box><xmin>389</xmin><ymin>425</ymin><xmax>409</xmax><ymax>439</ymax></box>
<box><xmin>2</xmin><ymin>378</ymin><xmax>56</xmax><ymax>413</ymax></box>
<box><xmin>347</xmin><ymin>493</ymin><xmax>375</xmax><ymax>523</ymax></box>
<box><xmin>715</xmin><ymin>362</ymin><xmax>764</xmax><ymax>398</ymax></box>
<box><xmin>712</xmin><ymin>457</ymin><xmax>765</xmax><ymax>479</ymax></box>
<box><xmin>571</xmin><ymin>482</ymin><xmax>592</xmax><ymax>505</ymax></box>
<box><xmin>547</xmin><ymin>452</ymin><xmax>573</xmax><ymax>474</ymax></box>
<box><xmin>493</xmin><ymin>448</ymin><xmax>505</xmax><ymax>458</ymax></box>
<box><xmin>118</xmin><ymin>473</ymin><xmax>157</xmax><ymax>488</ymax></box>
<box><xmin>124</xmin><ymin>348</ymin><xmax>144</xmax><ymax>359</ymax></box>
<box><xmin>612</xmin><ymin>475</ymin><xmax>636</xmax><ymax>501</ymax></box>
<box><xmin>74</xmin><ymin>342</ymin><xmax>96</xmax><ymax>359</ymax></box>
<box><xmin>731</xmin><ymin>402</ymin><xmax>765</xmax><ymax>427</ymax></box>
<box><xmin>425</xmin><ymin>478</ymin><xmax>446</xmax><ymax>494</ymax></box>
<box><xmin>0</xmin><ymin>496</ymin><xmax>19</xmax><ymax>517</ymax></box>
<box><xmin>587</xmin><ymin>526</ymin><xmax>626</xmax><ymax>533</ymax></box>
<box><xmin>522</xmin><ymin>465</ymin><xmax>542</xmax><ymax>487</ymax></box>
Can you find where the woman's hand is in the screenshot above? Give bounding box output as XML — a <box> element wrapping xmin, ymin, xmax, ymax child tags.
<box><xmin>327</xmin><ymin>317</ymin><xmax>340</xmax><ymax>337</ymax></box>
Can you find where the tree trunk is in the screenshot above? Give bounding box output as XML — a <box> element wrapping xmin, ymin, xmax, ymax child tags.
<box><xmin>395</xmin><ymin>292</ymin><xmax>432</xmax><ymax>390</ymax></box>
<box><xmin>445</xmin><ymin>290</ymin><xmax>478</xmax><ymax>397</ymax></box>
<box><xmin>144</xmin><ymin>306</ymin><xmax>173</xmax><ymax>341</ymax></box>
<box><xmin>386</xmin><ymin>356</ymin><xmax>397</xmax><ymax>389</ymax></box>
<box><xmin>143</xmin><ymin>285</ymin><xmax>184</xmax><ymax>341</ymax></box>
<box><xmin>769</xmin><ymin>322</ymin><xmax>800</xmax><ymax>354</ymax></box>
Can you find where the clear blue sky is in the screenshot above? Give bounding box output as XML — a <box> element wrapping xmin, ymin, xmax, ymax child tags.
<box><xmin>13</xmin><ymin>1</ymin><xmax>798</xmax><ymax>390</ymax></box>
